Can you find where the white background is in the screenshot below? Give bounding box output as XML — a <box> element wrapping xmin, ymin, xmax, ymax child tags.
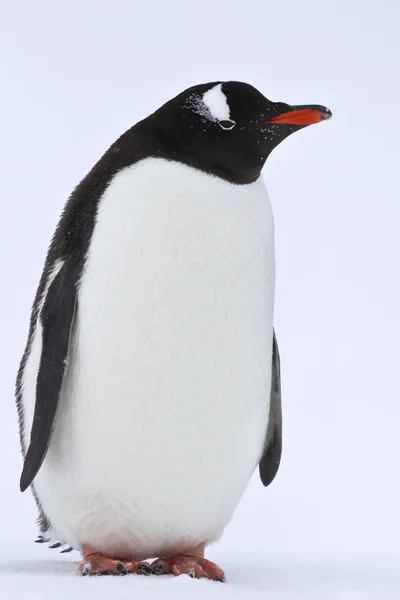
<box><xmin>1</xmin><ymin>0</ymin><xmax>399</xmax><ymax>598</ymax></box>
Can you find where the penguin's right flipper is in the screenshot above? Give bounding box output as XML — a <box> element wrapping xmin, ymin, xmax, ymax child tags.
<box><xmin>20</xmin><ymin>259</ymin><xmax>77</xmax><ymax>492</ymax></box>
<box><xmin>258</xmin><ymin>329</ymin><xmax>282</xmax><ymax>487</ymax></box>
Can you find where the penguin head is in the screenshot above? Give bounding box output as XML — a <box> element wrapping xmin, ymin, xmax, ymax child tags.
<box><xmin>145</xmin><ymin>81</ymin><xmax>332</xmax><ymax>184</ymax></box>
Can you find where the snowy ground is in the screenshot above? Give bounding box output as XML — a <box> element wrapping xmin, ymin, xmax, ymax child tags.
<box><xmin>1</xmin><ymin>540</ymin><xmax>399</xmax><ymax>600</ymax></box>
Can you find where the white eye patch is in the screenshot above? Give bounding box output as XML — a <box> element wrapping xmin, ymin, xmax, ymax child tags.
<box><xmin>202</xmin><ymin>84</ymin><xmax>231</xmax><ymax>122</ymax></box>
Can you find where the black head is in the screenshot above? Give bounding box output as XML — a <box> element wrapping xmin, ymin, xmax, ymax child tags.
<box><xmin>138</xmin><ymin>81</ymin><xmax>332</xmax><ymax>185</ymax></box>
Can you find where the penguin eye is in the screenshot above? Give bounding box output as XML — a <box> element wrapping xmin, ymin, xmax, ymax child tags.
<box><xmin>218</xmin><ymin>120</ymin><xmax>236</xmax><ymax>131</ymax></box>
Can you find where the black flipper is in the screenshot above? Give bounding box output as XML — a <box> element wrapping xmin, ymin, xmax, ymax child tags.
<box><xmin>259</xmin><ymin>329</ymin><xmax>282</xmax><ymax>487</ymax></box>
<box><xmin>20</xmin><ymin>260</ymin><xmax>77</xmax><ymax>492</ymax></box>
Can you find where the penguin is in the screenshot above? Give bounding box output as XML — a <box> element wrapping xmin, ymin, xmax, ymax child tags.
<box><xmin>15</xmin><ymin>81</ymin><xmax>331</xmax><ymax>580</ymax></box>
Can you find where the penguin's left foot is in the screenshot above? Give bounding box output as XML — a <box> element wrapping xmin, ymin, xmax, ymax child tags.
<box><xmin>151</xmin><ymin>544</ymin><xmax>225</xmax><ymax>582</ymax></box>
<box><xmin>79</xmin><ymin>546</ymin><xmax>153</xmax><ymax>576</ymax></box>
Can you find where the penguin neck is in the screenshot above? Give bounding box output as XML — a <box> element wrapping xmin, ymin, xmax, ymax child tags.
<box><xmin>134</xmin><ymin>121</ymin><xmax>264</xmax><ymax>186</ymax></box>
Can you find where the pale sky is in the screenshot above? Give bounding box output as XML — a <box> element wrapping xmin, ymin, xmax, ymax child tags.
<box><xmin>1</xmin><ymin>0</ymin><xmax>399</xmax><ymax>563</ymax></box>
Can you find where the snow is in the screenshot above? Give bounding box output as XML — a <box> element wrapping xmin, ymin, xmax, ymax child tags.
<box><xmin>1</xmin><ymin>0</ymin><xmax>400</xmax><ymax>598</ymax></box>
<box><xmin>1</xmin><ymin>540</ymin><xmax>399</xmax><ymax>599</ymax></box>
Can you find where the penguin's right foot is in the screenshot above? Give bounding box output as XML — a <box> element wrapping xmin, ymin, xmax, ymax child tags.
<box><xmin>78</xmin><ymin>546</ymin><xmax>153</xmax><ymax>576</ymax></box>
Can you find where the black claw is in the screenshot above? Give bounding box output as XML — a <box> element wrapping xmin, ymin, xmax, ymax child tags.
<box><xmin>216</xmin><ymin>573</ymin><xmax>225</xmax><ymax>583</ymax></box>
<box><xmin>49</xmin><ymin>542</ymin><xmax>62</xmax><ymax>549</ymax></box>
<box><xmin>81</xmin><ymin>563</ymin><xmax>91</xmax><ymax>577</ymax></box>
<box><xmin>60</xmin><ymin>546</ymin><xmax>73</xmax><ymax>553</ymax></box>
<box><xmin>35</xmin><ymin>537</ymin><xmax>49</xmax><ymax>544</ymax></box>
<box><xmin>138</xmin><ymin>563</ymin><xmax>153</xmax><ymax>575</ymax></box>
<box><xmin>116</xmin><ymin>562</ymin><xmax>128</xmax><ymax>575</ymax></box>
<box><xmin>152</xmin><ymin>561</ymin><xmax>166</xmax><ymax>575</ymax></box>
<box><xmin>187</xmin><ymin>568</ymin><xmax>196</xmax><ymax>578</ymax></box>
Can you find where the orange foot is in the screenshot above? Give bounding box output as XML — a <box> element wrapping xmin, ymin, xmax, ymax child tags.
<box><xmin>151</xmin><ymin>544</ymin><xmax>225</xmax><ymax>582</ymax></box>
<box><xmin>79</xmin><ymin>546</ymin><xmax>153</xmax><ymax>576</ymax></box>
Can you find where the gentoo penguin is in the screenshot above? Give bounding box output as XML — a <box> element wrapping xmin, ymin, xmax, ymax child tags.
<box><xmin>16</xmin><ymin>81</ymin><xmax>331</xmax><ymax>580</ymax></box>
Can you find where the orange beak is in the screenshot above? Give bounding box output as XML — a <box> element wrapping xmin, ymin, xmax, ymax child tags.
<box><xmin>266</xmin><ymin>104</ymin><xmax>332</xmax><ymax>126</ymax></box>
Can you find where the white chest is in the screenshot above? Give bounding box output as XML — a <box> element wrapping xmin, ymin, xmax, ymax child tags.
<box><xmin>33</xmin><ymin>158</ymin><xmax>276</xmax><ymax>556</ymax></box>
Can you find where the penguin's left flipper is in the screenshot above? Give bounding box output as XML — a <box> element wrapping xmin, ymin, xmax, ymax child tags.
<box><xmin>259</xmin><ymin>329</ymin><xmax>282</xmax><ymax>487</ymax></box>
<box><xmin>20</xmin><ymin>259</ymin><xmax>77</xmax><ymax>492</ymax></box>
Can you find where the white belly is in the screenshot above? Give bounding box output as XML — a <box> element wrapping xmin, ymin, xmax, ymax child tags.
<box><xmin>24</xmin><ymin>158</ymin><xmax>275</xmax><ymax>558</ymax></box>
